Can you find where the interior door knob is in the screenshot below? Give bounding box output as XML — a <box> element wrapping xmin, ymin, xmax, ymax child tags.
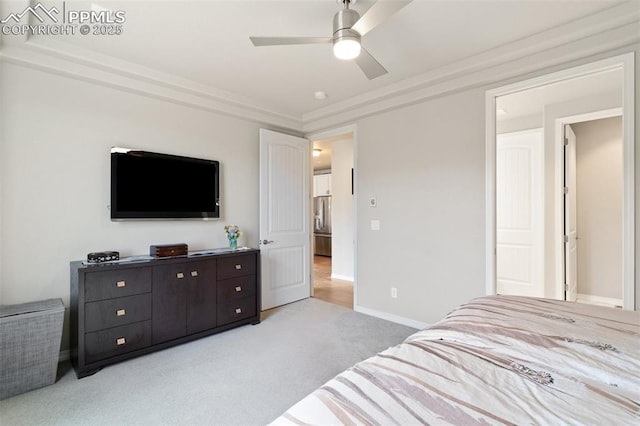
<box><xmin>260</xmin><ymin>239</ymin><xmax>274</xmax><ymax>245</ymax></box>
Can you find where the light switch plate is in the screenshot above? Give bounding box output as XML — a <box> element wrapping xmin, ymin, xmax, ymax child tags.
<box><xmin>369</xmin><ymin>197</ymin><xmax>377</xmax><ymax>207</ymax></box>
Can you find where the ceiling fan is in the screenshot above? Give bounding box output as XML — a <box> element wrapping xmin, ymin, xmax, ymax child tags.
<box><xmin>250</xmin><ymin>0</ymin><xmax>412</xmax><ymax>80</ymax></box>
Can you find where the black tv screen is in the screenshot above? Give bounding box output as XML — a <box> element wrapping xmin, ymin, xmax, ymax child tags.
<box><xmin>110</xmin><ymin>148</ymin><xmax>220</xmax><ymax>219</ymax></box>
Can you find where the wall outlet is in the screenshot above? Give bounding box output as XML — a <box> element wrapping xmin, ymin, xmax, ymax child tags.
<box><xmin>391</xmin><ymin>287</ymin><xmax>398</xmax><ymax>298</ymax></box>
<box><xmin>371</xmin><ymin>219</ymin><xmax>380</xmax><ymax>231</ymax></box>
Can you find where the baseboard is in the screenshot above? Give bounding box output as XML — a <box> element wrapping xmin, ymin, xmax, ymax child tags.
<box><xmin>58</xmin><ymin>349</ymin><xmax>70</xmax><ymax>362</ymax></box>
<box><xmin>576</xmin><ymin>293</ymin><xmax>623</xmax><ymax>308</ymax></box>
<box><xmin>354</xmin><ymin>305</ymin><xmax>428</xmax><ymax>330</ymax></box>
<box><xmin>330</xmin><ymin>273</ymin><xmax>354</xmax><ymax>282</ymax></box>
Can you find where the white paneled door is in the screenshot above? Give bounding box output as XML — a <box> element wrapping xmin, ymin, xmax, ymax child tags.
<box><xmin>496</xmin><ymin>129</ymin><xmax>544</xmax><ymax>297</ymax></box>
<box><xmin>564</xmin><ymin>124</ymin><xmax>578</xmax><ymax>302</ymax></box>
<box><xmin>259</xmin><ymin>129</ymin><xmax>311</xmax><ymax>310</ymax></box>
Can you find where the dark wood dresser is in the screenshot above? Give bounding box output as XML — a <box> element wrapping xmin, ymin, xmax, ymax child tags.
<box><xmin>70</xmin><ymin>249</ymin><xmax>260</xmax><ymax>378</ymax></box>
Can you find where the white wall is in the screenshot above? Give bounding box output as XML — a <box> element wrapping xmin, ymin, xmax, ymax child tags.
<box><xmin>356</xmin><ymin>90</ymin><xmax>487</xmax><ymax>323</ymax></box>
<box><xmin>2</xmin><ymin>41</ymin><xmax>639</xmax><ymax>341</ymax></box>
<box><xmin>353</xmin><ymin>44</ymin><xmax>639</xmax><ymax>324</ymax></box>
<box><xmin>573</xmin><ymin>117</ymin><xmax>623</xmax><ymax>299</ymax></box>
<box><xmin>0</xmin><ymin>62</ymin><xmax>262</xmax><ymax>349</ymax></box>
<box><xmin>330</xmin><ymin>137</ymin><xmax>354</xmax><ymax>281</ymax></box>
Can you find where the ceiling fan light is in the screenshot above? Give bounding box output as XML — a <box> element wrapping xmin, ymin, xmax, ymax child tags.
<box><xmin>333</xmin><ymin>38</ymin><xmax>361</xmax><ymax>60</ymax></box>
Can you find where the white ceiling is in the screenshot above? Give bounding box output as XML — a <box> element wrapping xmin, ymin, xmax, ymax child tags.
<box><xmin>23</xmin><ymin>0</ymin><xmax>627</xmax><ymax>119</ymax></box>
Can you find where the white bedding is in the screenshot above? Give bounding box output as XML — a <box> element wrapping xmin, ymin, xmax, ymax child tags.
<box><xmin>271</xmin><ymin>295</ymin><xmax>640</xmax><ymax>425</ymax></box>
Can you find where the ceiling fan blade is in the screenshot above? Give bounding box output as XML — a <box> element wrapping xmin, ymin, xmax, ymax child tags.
<box><xmin>351</xmin><ymin>0</ymin><xmax>412</xmax><ymax>36</ymax></box>
<box><xmin>355</xmin><ymin>47</ymin><xmax>388</xmax><ymax>80</ymax></box>
<box><xmin>250</xmin><ymin>37</ymin><xmax>332</xmax><ymax>47</ymax></box>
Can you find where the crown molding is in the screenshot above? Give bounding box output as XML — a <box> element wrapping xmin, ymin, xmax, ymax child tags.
<box><xmin>0</xmin><ymin>38</ymin><xmax>304</xmax><ymax>132</ymax></box>
<box><xmin>1</xmin><ymin>2</ymin><xmax>637</xmax><ymax>135</ymax></box>
<box><xmin>302</xmin><ymin>2</ymin><xmax>640</xmax><ymax>132</ymax></box>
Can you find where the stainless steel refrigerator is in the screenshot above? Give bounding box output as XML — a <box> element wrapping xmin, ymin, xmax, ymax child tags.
<box><xmin>314</xmin><ymin>196</ymin><xmax>332</xmax><ymax>256</ymax></box>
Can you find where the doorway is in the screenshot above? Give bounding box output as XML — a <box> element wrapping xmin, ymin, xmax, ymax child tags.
<box><xmin>309</xmin><ymin>130</ymin><xmax>355</xmax><ymax>309</ymax></box>
<box><xmin>561</xmin><ymin>113</ymin><xmax>623</xmax><ymax>307</ymax></box>
<box><xmin>486</xmin><ymin>53</ymin><xmax>635</xmax><ymax>310</ymax></box>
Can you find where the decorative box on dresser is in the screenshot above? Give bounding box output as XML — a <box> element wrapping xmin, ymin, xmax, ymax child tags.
<box><xmin>70</xmin><ymin>249</ymin><xmax>260</xmax><ymax>378</ymax></box>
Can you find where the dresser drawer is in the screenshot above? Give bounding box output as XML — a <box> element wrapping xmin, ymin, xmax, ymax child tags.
<box><xmin>217</xmin><ymin>255</ymin><xmax>256</xmax><ymax>280</ymax></box>
<box><xmin>85</xmin><ymin>294</ymin><xmax>152</xmax><ymax>333</ymax></box>
<box><xmin>217</xmin><ymin>297</ymin><xmax>257</xmax><ymax>326</ymax></box>
<box><xmin>85</xmin><ymin>267</ymin><xmax>152</xmax><ymax>302</ymax></box>
<box><xmin>85</xmin><ymin>321</ymin><xmax>151</xmax><ymax>364</ymax></box>
<box><xmin>217</xmin><ymin>276</ymin><xmax>256</xmax><ymax>303</ymax></box>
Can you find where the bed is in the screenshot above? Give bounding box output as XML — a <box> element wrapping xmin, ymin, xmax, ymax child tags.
<box><xmin>271</xmin><ymin>295</ymin><xmax>640</xmax><ymax>425</ymax></box>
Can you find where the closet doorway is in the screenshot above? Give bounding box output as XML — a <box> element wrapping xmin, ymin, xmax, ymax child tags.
<box><xmin>310</xmin><ymin>131</ymin><xmax>355</xmax><ymax>309</ymax></box>
<box><xmin>561</xmin><ymin>112</ymin><xmax>623</xmax><ymax>307</ymax></box>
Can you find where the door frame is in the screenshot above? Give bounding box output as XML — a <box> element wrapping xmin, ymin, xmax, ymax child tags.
<box><xmin>554</xmin><ymin>108</ymin><xmax>623</xmax><ymax>302</ymax></box>
<box><xmin>306</xmin><ymin>124</ymin><xmax>358</xmax><ymax>307</ymax></box>
<box><xmin>485</xmin><ymin>52</ymin><xmax>635</xmax><ymax>310</ymax></box>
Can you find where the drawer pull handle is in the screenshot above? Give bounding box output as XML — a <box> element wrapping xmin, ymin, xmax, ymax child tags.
<box><xmin>191</xmin><ymin>271</ymin><xmax>198</xmax><ymax>277</ymax></box>
<box><xmin>234</xmin><ymin>264</ymin><xmax>242</xmax><ymax>270</ymax></box>
<box><xmin>116</xmin><ymin>309</ymin><xmax>126</xmax><ymax>317</ymax></box>
<box><xmin>235</xmin><ymin>286</ymin><xmax>242</xmax><ymax>292</ymax></box>
<box><xmin>116</xmin><ymin>337</ymin><xmax>126</xmax><ymax>346</ymax></box>
<box><xmin>176</xmin><ymin>272</ymin><xmax>185</xmax><ymax>279</ymax></box>
<box><xmin>116</xmin><ymin>280</ymin><xmax>126</xmax><ymax>288</ymax></box>
<box><xmin>235</xmin><ymin>308</ymin><xmax>242</xmax><ymax>314</ymax></box>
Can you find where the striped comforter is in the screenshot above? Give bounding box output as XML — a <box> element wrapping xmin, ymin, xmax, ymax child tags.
<box><xmin>272</xmin><ymin>295</ymin><xmax>640</xmax><ymax>425</ymax></box>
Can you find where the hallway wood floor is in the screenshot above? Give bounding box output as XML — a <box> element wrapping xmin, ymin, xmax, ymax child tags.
<box><xmin>313</xmin><ymin>255</ymin><xmax>353</xmax><ymax>309</ymax></box>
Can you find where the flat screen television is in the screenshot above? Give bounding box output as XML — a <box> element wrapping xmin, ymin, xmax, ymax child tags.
<box><xmin>110</xmin><ymin>147</ymin><xmax>220</xmax><ymax>219</ymax></box>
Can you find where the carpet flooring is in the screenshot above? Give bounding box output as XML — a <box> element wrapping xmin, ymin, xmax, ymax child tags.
<box><xmin>0</xmin><ymin>298</ymin><xmax>417</xmax><ymax>426</ymax></box>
